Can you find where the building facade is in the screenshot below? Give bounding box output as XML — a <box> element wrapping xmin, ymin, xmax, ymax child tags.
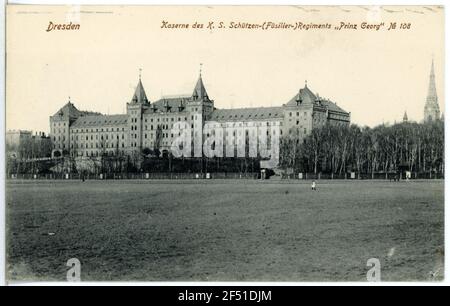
<box><xmin>424</xmin><ymin>59</ymin><xmax>441</xmax><ymax>122</ymax></box>
<box><xmin>50</xmin><ymin>72</ymin><xmax>350</xmax><ymax>159</ymax></box>
<box><xmin>6</xmin><ymin>130</ymin><xmax>52</xmax><ymax>159</ymax></box>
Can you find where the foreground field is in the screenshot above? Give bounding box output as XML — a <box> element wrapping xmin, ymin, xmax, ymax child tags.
<box><xmin>6</xmin><ymin>179</ymin><xmax>444</xmax><ymax>282</ymax></box>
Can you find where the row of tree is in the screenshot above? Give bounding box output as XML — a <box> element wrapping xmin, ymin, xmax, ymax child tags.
<box><xmin>6</xmin><ymin>136</ymin><xmax>52</xmax><ymax>160</ymax></box>
<box><xmin>279</xmin><ymin>120</ymin><xmax>444</xmax><ymax>175</ymax></box>
<box><xmin>6</xmin><ymin>119</ymin><xmax>445</xmax><ymax>176</ymax></box>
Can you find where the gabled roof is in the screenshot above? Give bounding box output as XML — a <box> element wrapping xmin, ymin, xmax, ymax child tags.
<box><xmin>192</xmin><ymin>75</ymin><xmax>209</xmax><ymax>100</ymax></box>
<box><xmin>286</xmin><ymin>85</ymin><xmax>317</xmax><ymax>106</ymax></box>
<box><xmin>53</xmin><ymin>102</ymin><xmax>82</xmax><ymax>118</ymax></box>
<box><xmin>285</xmin><ymin>84</ymin><xmax>348</xmax><ymax>114</ymax></box>
<box><xmin>210</xmin><ymin>107</ymin><xmax>284</xmax><ymax>121</ymax></box>
<box><xmin>131</xmin><ymin>79</ymin><xmax>149</xmax><ymax>104</ymax></box>
<box><xmin>71</xmin><ymin>114</ymin><xmax>128</xmax><ymax>128</ymax></box>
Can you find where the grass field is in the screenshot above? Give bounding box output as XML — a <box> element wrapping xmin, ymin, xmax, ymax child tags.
<box><xmin>6</xmin><ymin>179</ymin><xmax>444</xmax><ymax>282</ymax></box>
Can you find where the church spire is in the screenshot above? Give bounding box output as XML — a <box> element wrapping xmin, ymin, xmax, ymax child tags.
<box><xmin>192</xmin><ymin>64</ymin><xmax>209</xmax><ymax>101</ymax></box>
<box><xmin>424</xmin><ymin>58</ymin><xmax>440</xmax><ymax>122</ymax></box>
<box><xmin>428</xmin><ymin>59</ymin><xmax>437</xmax><ymax>99</ymax></box>
<box><xmin>403</xmin><ymin>111</ymin><xmax>408</xmax><ymax>123</ymax></box>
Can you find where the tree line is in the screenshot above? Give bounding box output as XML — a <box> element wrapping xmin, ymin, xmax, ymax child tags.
<box><xmin>7</xmin><ymin>119</ymin><xmax>445</xmax><ymax>177</ymax></box>
<box><xmin>279</xmin><ymin>119</ymin><xmax>444</xmax><ymax>176</ymax></box>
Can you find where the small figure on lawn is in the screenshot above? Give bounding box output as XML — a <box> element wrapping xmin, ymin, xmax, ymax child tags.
<box><xmin>311</xmin><ymin>180</ymin><xmax>317</xmax><ymax>191</ymax></box>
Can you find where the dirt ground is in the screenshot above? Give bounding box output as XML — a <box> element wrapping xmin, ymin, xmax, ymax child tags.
<box><xmin>5</xmin><ymin>179</ymin><xmax>444</xmax><ymax>282</ymax></box>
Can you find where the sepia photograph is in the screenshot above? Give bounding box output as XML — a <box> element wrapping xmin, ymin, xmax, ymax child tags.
<box><xmin>3</xmin><ymin>3</ymin><xmax>445</xmax><ymax>287</ymax></box>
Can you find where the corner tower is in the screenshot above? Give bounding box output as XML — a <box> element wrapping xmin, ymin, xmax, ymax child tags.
<box><xmin>127</xmin><ymin>71</ymin><xmax>150</xmax><ymax>154</ymax></box>
<box><xmin>187</xmin><ymin>65</ymin><xmax>214</xmax><ymax>123</ymax></box>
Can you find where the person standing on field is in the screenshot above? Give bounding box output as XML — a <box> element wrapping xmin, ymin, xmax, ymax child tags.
<box><xmin>311</xmin><ymin>180</ymin><xmax>316</xmax><ymax>191</ymax></box>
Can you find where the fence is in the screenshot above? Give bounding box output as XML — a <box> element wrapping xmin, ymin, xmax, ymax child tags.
<box><xmin>7</xmin><ymin>171</ymin><xmax>444</xmax><ymax>181</ymax></box>
<box><xmin>8</xmin><ymin>172</ymin><xmax>260</xmax><ymax>180</ymax></box>
<box><xmin>280</xmin><ymin>171</ymin><xmax>444</xmax><ymax>180</ymax></box>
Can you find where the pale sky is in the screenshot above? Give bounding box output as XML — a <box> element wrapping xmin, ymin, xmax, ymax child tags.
<box><xmin>6</xmin><ymin>5</ymin><xmax>444</xmax><ymax>133</ymax></box>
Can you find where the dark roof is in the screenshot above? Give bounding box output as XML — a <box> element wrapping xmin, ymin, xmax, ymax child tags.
<box><xmin>318</xmin><ymin>99</ymin><xmax>348</xmax><ymax>113</ymax></box>
<box><xmin>192</xmin><ymin>75</ymin><xmax>209</xmax><ymax>100</ymax></box>
<box><xmin>286</xmin><ymin>85</ymin><xmax>348</xmax><ymax>114</ymax></box>
<box><xmin>144</xmin><ymin>96</ymin><xmax>190</xmax><ymax>114</ymax></box>
<box><xmin>53</xmin><ymin>102</ymin><xmax>82</xmax><ymax>117</ymax></box>
<box><xmin>131</xmin><ymin>79</ymin><xmax>149</xmax><ymax>104</ymax></box>
<box><xmin>80</xmin><ymin>110</ymin><xmax>102</xmax><ymax>116</ymax></box>
<box><xmin>71</xmin><ymin>114</ymin><xmax>128</xmax><ymax>128</ymax></box>
<box><xmin>53</xmin><ymin>102</ymin><xmax>103</xmax><ymax>118</ymax></box>
<box><xmin>210</xmin><ymin>107</ymin><xmax>284</xmax><ymax>121</ymax></box>
<box><xmin>286</xmin><ymin>86</ymin><xmax>317</xmax><ymax>106</ymax></box>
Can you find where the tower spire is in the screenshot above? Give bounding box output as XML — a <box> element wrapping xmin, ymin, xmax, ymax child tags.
<box><xmin>131</xmin><ymin>72</ymin><xmax>149</xmax><ymax>104</ymax></box>
<box><xmin>424</xmin><ymin>58</ymin><xmax>440</xmax><ymax>122</ymax></box>
<box><xmin>192</xmin><ymin>65</ymin><xmax>209</xmax><ymax>101</ymax></box>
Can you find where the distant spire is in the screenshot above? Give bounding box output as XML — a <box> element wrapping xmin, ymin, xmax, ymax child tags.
<box><xmin>428</xmin><ymin>59</ymin><xmax>437</xmax><ymax>97</ymax></box>
<box><xmin>139</xmin><ymin>68</ymin><xmax>142</xmax><ymax>80</ymax></box>
<box><xmin>403</xmin><ymin>111</ymin><xmax>408</xmax><ymax>123</ymax></box>
<box><xmin>305</xmin><ymin>80</ymin><xmax>308</xmax><ymax>88</ymax></box>
<box><xmin>199</xmin><ymin>63</ymin><xmax>203</xmax><ymax>77</ymax></box>
<box><xmin>424</xmin><ymin>58</ymin><xmax>440</xmax><ymax>121</ymax></box>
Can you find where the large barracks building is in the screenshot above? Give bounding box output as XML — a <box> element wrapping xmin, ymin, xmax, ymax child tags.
<box><xmin>49</xmin><ymin>71</ymin><xmax>351</xmax><ymax>158</ymax></box>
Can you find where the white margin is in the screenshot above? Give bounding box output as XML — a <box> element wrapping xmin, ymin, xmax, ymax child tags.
<box><xmin>1</xmin><ymin>0</ymin><xmax>448</xmax><ymax>287</ymax></box>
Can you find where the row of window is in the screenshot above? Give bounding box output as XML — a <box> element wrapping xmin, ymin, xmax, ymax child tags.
<box><xmin>73</xmin><ymin>142</ymin><xmax>126</xmax><ymax>149</ymax></box>
<box><xmin>72</xmin><ymin>127</ymin><xmax>126</xmax><ymax>133</ymax></box>
<box><xmin>72</xmin><ymin>134</ymin><xmax>125</xmax><ymax>141</ymax></box>
<box><xmin>78</xmin><ymin>150</ymin><xmax>126</xmax><ymax>157</ymax></box>
<box><xmin>54</xmin><ymin>136</ymin><xmax>66</xmax><ymax>141</ymax></box>
<box><xmin>52</xmin><ymin>128</ymin><xmax>66</xmax><ymax>134</ymax></box>
<box><xmin>143</xmin><ymin>116</ymin><xmax>188</xmax><ymax>123</ymax></box>
<box><xmin>289</xmin><ymin>111</ymin><xmax>308</xmax><ymax>117</ymax></box>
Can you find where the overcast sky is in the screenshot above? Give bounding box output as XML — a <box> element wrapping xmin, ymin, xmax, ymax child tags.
<box><xmin>6</xmin><ymin>5</ymin><xmax>444</xmax><ymax>133</ymax></box>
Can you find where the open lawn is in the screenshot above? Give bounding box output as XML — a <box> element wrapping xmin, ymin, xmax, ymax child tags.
<box><xmin>6</xmin><ymin>179</ymin><xmax>444</xmax><ymax>282</ymax></box>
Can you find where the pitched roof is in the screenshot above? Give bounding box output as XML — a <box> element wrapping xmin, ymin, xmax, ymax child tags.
<box><xmin>144</xmin><ymin>96</ymin><xmax>190</xmax><ymax>114</ymax></box>
<box><xmin>210</xmin><ymin>107</ymin><xmax>284</xmax><ymax>121</ymax></box>
<box><xmin>319</xmin><ymin>99</ymin><xmax>348</xmax><ymax>113</ymax></box>
<box><xmin>131</xmin><ymin>79</ymin><xmax>149</xmax><ymax>104</ymax></box>
<box><xmin>53</xmin><ymin>102</ymin><xmax>82</xmax><ymax>117</ymax></box>
<box><xmin>71</xmin><ymin>114</ymin><xmax>128</xmax><ymax>128</ymax></box>
<box><xmin>192</xmin><ymin>75</ymin><xmax>209</xmax><ymax>100</ymax></box>
<box><xmin>285</xmin><ymin>84</ymin><xmax>348</xmax><ymax>114</ymax></box>
<box><xmin>286</xmin><ymin>85</ymin><xmax>317</xmax><ymax>106</ymax></box>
